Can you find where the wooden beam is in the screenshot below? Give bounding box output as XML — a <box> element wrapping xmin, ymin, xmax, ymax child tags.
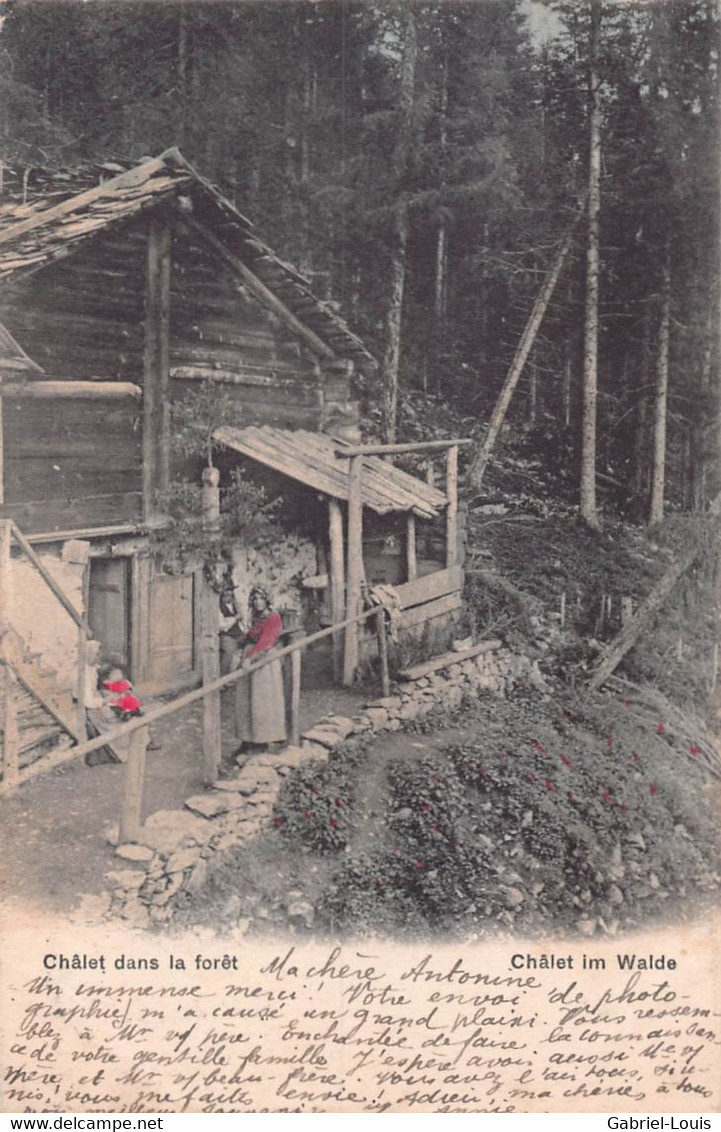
<box><xmin>394</xmin><ymin>565</ymin><xmax>463</xmax><ymax>610</ymax></box>
<box><xmin>187</xmin><ymin>217</ymin><xmax>336</xmax><ymax>361</ymax></box>
<box><xmin>1</xmin><ymin>664</ymin><xmax>19</xmax><ymax>790</ymax></box>
<box><xmin>376</xmin><ymin>609</ymin><xmax>390</xmax><ymax>697</ymax></box>
<box><xmin>142</xmin><ymin>221</ymin><xmax>171</xmax><ymax>522</ymax></box>
<box><xmin>406</xmin><ymin>512</ymin><xmax>417</xmax><ymax>581</ymax></box>
<box><xmin>328</xmin><ymin>499</ymin><xmax>345</xmax><ymax>682</ymax></box>
<box><xmin>200</xmin><ymin>467</ymin><xmax>221</xmax><ymax>785</ymax></box>
<box><xmin>1</xmin><ymin>381</ymin><xmax>142</xmax><ymax>400</ymax></box>
<box><xmin>446</xmin><ymin>444</ymin><xmax>458</xmax><ymax>567</ymax></box>
<box><xmin>343</xmin><ymin>455</ymin><xmax>364</xmax><ymax>686</ymax></box>
<box><xmin>336</xmin><ymin>438</ymin><xmax>472</xmax><ymax>458</ymax></box>
<box><xmin>290</xmin><ymin>649</ymin><xmax>302</xmax><ymax>746</ymax></box>
<box><xmin>118</xmin><ymin>725</ymin><xmax>149</xmax><ymax>844</ymax></box>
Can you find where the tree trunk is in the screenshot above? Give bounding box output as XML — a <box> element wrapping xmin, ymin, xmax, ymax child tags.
<box><xmin>467</xmin><ymin>211</ymin><xmax>580</xmax><ymax>488</ymax></box>
<box><xmin>380</xmin><ymin>6</ymin><xmax>417</xmax><ymax>445</ymax></box>
<box><xmin>579</xmin><ymin>0</ymin><xmax>602</xmax><ymax>531</ymax></box>
<box><xmin>588</xmin><ymin>495</ymin><xmax>721</xmax><ymax>692</ymax></box>
<box><xmin>434</xmin><ymin>45</ymin><xmax>449</xmax><ymax>332</ymax></box>
<box><xmin>648</xmin><ymin>243</ymin><xmax>671</xmax><ymax>525</ymax></box>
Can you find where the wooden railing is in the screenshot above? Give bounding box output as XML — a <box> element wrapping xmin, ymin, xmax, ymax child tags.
<box><xmin>0</xmin><ymin>601</ymin><xmax>392</xmax><ymax>850</ymax></box>
<box><xmin>0</xmin><ymin>519</ymin><xmax>91</xmax><ymax>762</ymax></box>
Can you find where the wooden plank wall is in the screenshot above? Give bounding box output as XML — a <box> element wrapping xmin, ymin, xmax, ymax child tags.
<box><xmin>0</xmin><ymin>228</ymin><xmax>147</xmax><ymax>383</ymax></box>
<box><xmin>169</xmin><ymin>234</ymin><xmax>324</xmax><ymax>430</ymax></box>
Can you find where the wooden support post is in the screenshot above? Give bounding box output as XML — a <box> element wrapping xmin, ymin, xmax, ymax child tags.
<box><xmin>445</xmin><ymin>444</ymin><xmax>458</xmax><ymax>568</ymax></box>
<box><xmin>1</xmin><ymin>664</ymin><xmax>19</xmax><ymax>790</ymax></box>
<box><xmin>0</xmin><ymin>393</ymin><xmax>4</xmax><ymax>506</ymax></box>
<box><xmin>406</xmin><ymin>512</ymin><xmax>418</xmax><ymax>581</ymax></box>
<box><xmin>0</xmin><ymin>521</ymin><xmax>11</xmax><ymax>619</ymax></box>
<box><xmin>142</xmin><ymin>222</ymin><xmax>171</xmax><ymax>523</ymax></box>
<box><xmin>290</xmin><ymin>649</ymin><xmax>302</xmax><ymax>746</ymax></box>
<box><xmin>328</xmin><ymin>499</ymin><xmax>345</xmax><ymax>682</ymax></box>
<box><xmin>201</xmin><ymin>466</ymin><xmax>221</xmax><ymax>785</ymax></box>
<box><xmin>343</xmin><ymin>455</ymin><xmax>364</xmax><ymax>686</ymax></box>
<box><xmin>118</xmin><ymin>724</ymin><xmax>149</xmax><ymax>844</ymax></box>
<box><xmin>376</xmin><ymin>608</ymin><xmax>390</xmax><ymax>697</ymax></box>
<box><xmin>75</xmin><ymin>625</ymin><xmax>87</xmax><ymax>740</ymax></box>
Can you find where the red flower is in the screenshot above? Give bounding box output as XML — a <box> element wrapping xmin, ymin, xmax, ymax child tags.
<box><xmin>559</xmin><ymin>753</ymin><xmax>574</xmax><ymax>768</ymax></box>
<box><xmin>334</xmin><ymin>797</ymin><xmax>343</xmax><ymax>806</ymax></box>
<box><xmin>532</xmin><ymin>740</ymin><xmax>547</xmax><ymax>754</ymax></box>
<box><xmin>303</xmin><ymin>809</ymin><xmax>311</xmax><ymax>818</ymax></box>
<box><xmin>602</xmin><ymin>790</ymin><xmax>615</xmax><ymax>804</ymax></box>
<box><xmin>330</xmin><ymin>817</ymin><xmax>339</xmax><ymax>828</ymax></box>
<box><xmin>656</xmin><ymin>722</ymin><xmax>665</xmax><ymax>734</ymax></box>
<box><xmin>690</xmin><ymin>745</ymin><xmax>700</xmax><ymax>756</ymax></box>
<box><xmin>545</xmin><ymin>779</ymin><xmax>556</xmax><ymax>792</ymax></box>
<box><xmin>650</xmin><ymin>783</ymin><xmax>658</xmax><ymax>795</ymax></box>
<box><xmin>619</xmin><ymin>803</ymin><xmax>629</xmax><ymax>812</ymax></box>
<box><xmin>104</xmin><ymin>679</ymin><xmax>132</xmax><ymax>693</ymax></box>
<box><xmin>624</xmin><ymin>700</ymin><xmax>632</xmax><ymax>708</ymax></box>
<box><xmin>421</xmin><ymin>803</ymin><xmax>430</xmax><ymax>812</ymax></box>
<box><xmin>632</xmin><ymin>752</ymin><xmax>640</xmax><ymax>762</ymax></box>
<box><xmin>113</xmin><ymin>693</ymin><xmax>141</xmax><ymax>713</ymax></box>
<box><xmin>606</xmin><ymin>737</ymin><xmax>613</xmax><ymax>747</ymax></box>
<box><xmin>525</xmin><ymin>771</ymin><xmax>538</xmax><ymax>783</ymax></box>
<box><xmin>476</xmin><ymin>765</ymin><xmax>491</xmax><ymax>780</ymax></box>
<box><xmin>415</xmin><ymin>861</ymin><xmax>425</xmax><ymax>870</ymax></box>
<box><xmin>273</xmin><ymin>816</ymin><xmax>284</xmax><ymax>827</ymax></box>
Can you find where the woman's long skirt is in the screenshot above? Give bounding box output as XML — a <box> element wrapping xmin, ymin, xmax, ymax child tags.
<box><xmin>234</xmin><ymin>654</ymin><xmax>287</xmax><ymax>744</ymax></box>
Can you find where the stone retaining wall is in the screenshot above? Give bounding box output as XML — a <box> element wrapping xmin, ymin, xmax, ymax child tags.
<box><xmin>84</xmin><ymin>639</ymin><xmax>542</xmax><ymax>928</ymax></box>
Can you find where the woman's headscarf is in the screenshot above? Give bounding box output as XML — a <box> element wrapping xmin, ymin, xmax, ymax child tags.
<box><xmin>248</xmin><ymin>585</ymin><xmax>273</xmax><ymax>613</ymax></box>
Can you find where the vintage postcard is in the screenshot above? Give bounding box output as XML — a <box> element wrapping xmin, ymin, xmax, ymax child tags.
<box><xmin>0</xmin><ymin>0</ymin><xmax>719</xmax><ymax>1115</ymax></box>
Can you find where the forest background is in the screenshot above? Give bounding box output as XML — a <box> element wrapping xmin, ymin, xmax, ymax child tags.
<box><xmin>1</xmin><ymin>0</ymin><xmax>718</xmax><ymax>530</ymax></box>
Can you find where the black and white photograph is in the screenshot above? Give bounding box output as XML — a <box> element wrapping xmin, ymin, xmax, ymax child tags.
<box><xmin>0</xmin><ymin>0</ymin><xmax>719</xmax><ymax>1117</ymax></box>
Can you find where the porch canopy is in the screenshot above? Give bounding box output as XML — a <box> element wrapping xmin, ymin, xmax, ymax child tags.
<box><xmin>215</xmin><ymin>425</ymin><xmax>447</xmax><ymax>517</ymax></box>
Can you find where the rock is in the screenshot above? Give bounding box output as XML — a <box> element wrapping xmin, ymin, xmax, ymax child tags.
<box><xmin>626</xmin><ymin>832</ymin><xmax>646</xmax><ymax>850</ymax></box>
<box><xmin>364</xmin><ymin>708</ymin><xmax>389</xmax><ymax>730</ymax></box>
<box><xmin>115</xmin><ymin>844</ymin><xmax>155</xmax><ymax>864</ymax></box>
<box><xmin>577</xmin><ymin>918</ymin><xmax>596</xmax><ymax>936</ymax></box>
<box><xmin>104</xmin><ymin>822</ymin><xmax>120</xmax><ymax>846</ymax></box>
<box><xmin>185</xmin><ymin>859</ymin><xmax>209</xmax><ymax>894</ymax></box>
<box><xmin>364</xmin><ymin>696</ymin><xmax>402</xmax><ymax>711</ymax></box>
<box><xmin>139</xmin><ymin>809</ymin><xmax>209</xmax><ymax>854</ymax></box>
<box><xmin>504</xmin><ymin>887</ymin><xmax>525</xmax><ymax>908</ymax></box>
<box><xmin>70</xmin><ymin>892</ymin><xmax>112</xmax><ymax>924</ymax></box>
<box><xmin>608</xmin><ymin>884</ymin><xmax>625</xmax><ymax>906</ymax></box>
<box><xmin>649</xmin><ymin>872</ymin><xmax>661</xmax><ymax>889</ymax></box>
<box><xmin>166</xmin><ymin>847</ymin><xmax>202</xmax><ymax>874</ymax></box>
<box><xmin>287</xmin><ymin>899</ymin><xmax>314</xmax><ymax>927</ymax></box>
<box><xmin>314</xmin><ymin>715</ymin><xmax>356</xmax><ymax>740</ymax></box>
<box><xmin>185</xmin><ymin>793</ymin><xmax>245</xmax><ymax>819</ymax></box>
<box><xmin>104</xmin><ymin>869</ymin><xmax>146</xmax><ymax>891</ymax></box>
<box><xmin>151</xmin><ymin>872</ymin><xmax>185</xmax><ymax>906</ymax></box>
<box><xmin>299</xmin><ymin>740</ymin><xmax>330</xmax><ymax>760</ymax></box>
<box><xmin>213</xmin><ymin>778</ymin><xmax>249</xmax><ymax>792</ymax></box>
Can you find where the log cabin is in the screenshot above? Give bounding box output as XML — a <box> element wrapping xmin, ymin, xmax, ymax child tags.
<box><xmin>0</xmin><ymin>149</ymin><xmax>463</xmax><ymax>774</ymax></box>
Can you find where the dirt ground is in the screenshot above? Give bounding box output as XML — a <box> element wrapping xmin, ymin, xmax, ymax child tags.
<box><xmin>0</xmin><ymin>646</ymin><xmax>364</xmax><ymax>918</ymax></box>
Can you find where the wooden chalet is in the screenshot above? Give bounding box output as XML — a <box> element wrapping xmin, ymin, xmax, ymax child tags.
<box><xmin>0</xmin><ymin>149</ymin><xmax>463</xmax><ymax>756</ymax></box>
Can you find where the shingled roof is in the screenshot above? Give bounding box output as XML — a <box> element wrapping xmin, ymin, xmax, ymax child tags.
<box><xmin>0</xmin><ymin>148</ymin><xmax>374</xmax><ymax>366</ymax></box>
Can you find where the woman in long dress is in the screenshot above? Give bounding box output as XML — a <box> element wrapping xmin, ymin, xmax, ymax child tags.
<box><xmin>233</xmin><ymin>586</ymin><xmax>287</xmax><ymax>750</ymax></box>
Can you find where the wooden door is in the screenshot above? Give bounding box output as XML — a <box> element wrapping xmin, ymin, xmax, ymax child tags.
<box><xmin>88</xmin><ymin>558</ymin><xmax>131</xmax><ymax>670</ymax></box>
<box><xmin>147</xmin><ymin>570</ymin><xmax>197</xmax><ymax>690</ymax></box>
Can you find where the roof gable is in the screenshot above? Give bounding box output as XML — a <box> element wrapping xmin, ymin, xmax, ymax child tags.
<box><xmin>0</xmin><ymin>149</ymin><xmax>373</xmax><ymax>366</ymax></box>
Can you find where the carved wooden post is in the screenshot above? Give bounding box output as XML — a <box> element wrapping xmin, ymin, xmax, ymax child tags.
<box><xmin>406</xmin><ymin>512</ymin><xmax>418</xmax><ymax>581</ymax></box>
<box><xmin>376</xmin><ymin>608</ymin><xmax>390</xmax><ymax>697</ymax></box>
<box><xmin>445</xmin><ymin>444</ymin><xmax>458</xmax><ymax>568</ymax></box>
<box><xmin>0</xmin><ymin>521</ymin><xmax>11</xmax><ymax>622</ymax></box>
<box><xmin>290</xmin><ymin>649</ymin><xmax>302</xmax><ymax>746</ymax></box>
<box><xmin>343</xmin><ymin>455</ymin><xmax>364</xmax><ymax>686</ymax></box>
<box><xmin>1</xmin><ymin>663</ymin><xmax>19</xmax><ymax>790</ymax></box>
<box><xmin>201</xmin><ymin>466</ymin><xmax>221</xmax><ymax>785</ymax></box>
<box><xmin>119</xmin><ymin>724</ymin><xmax>149</xmax><ymax>844</ymax></box>
<box><xmin>75</xmin><ymin>625</ymin><xmax>87</xmax><ymax>740</ymax></box>
<box><xmin>328</xmin><ymin>499</ymin><xmax>345</xmax><ymax>682</ymax></box>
